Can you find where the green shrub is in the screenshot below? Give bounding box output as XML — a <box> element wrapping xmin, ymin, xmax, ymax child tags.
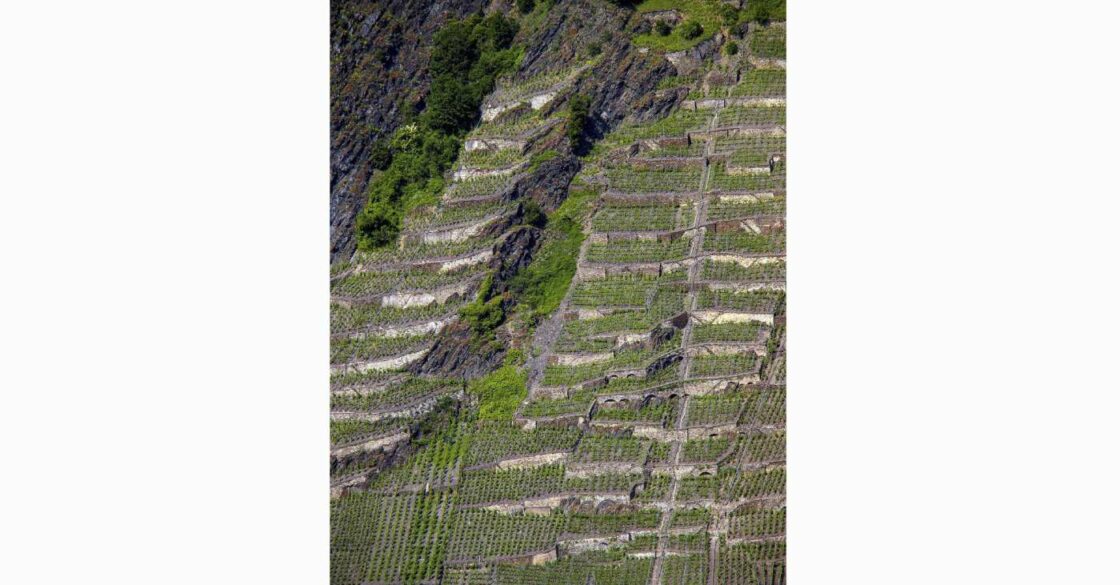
<box><xmin>355</xmin><ymin>122</ymin><xmax>463</xmax><ymax>249</ymax></box>
<box><xmin>459</xmin><ymin>274</ymin><xmax>505</xmax><ymax>334</ymax></box>
<box><xmin>516</xmin><ymin>0</ymin><xmax>535</xmax><ymax>15</ymax></box>
<box><xmin>680</xmin><ymin>20</ymin><xmax>703</xmax><ymax>40</ymax></box>
<box><xmin>368</xmin><ymin>138</ymin><xmax>392</xmax><ymax>170</ymax></box>
<box><xmin>719</xmin><ymin>4</ymin><xmax>740</xmax><ymax>26</ymax></box>
<box><xmin>429</xmin><ymin>19</ymin><xmax>479</xmax><ymax>78</ymax></box>
<box><xmin>655</xmin><ymin>20</ymin><xmax>672</xmax><ymax>36</ymax></box>
<box><xmin>460</xmin><ymin>295</ymin><xmax>504</xmax><ymax>333</ymax></box>
<box><xmin>724</xmin><ymin>40</ymin><xmax>739</xmax><ymax>56</ymax></box>
<box><xmin>472</xmin><ymin>13</ymin><xmax>518</xmax><ymax>53</ymax></box>
<box><xmin>744</xmin><ymin>0</ymin><xmax>785</xmax><ymax>23</ymax></box>
<box><xmin>522</xmin><ymin>199</ymin><xmax>546</xmax><ymax>228</ymax></box>
<box><xmin>424</xmin><ymin>76</ymin><xmax>480</xmax><ymax>132</ymax></box>
<box><xmin>567</xmin><ymin>94</ymin><xmax>591</xmax><ymax>153</ymax></box>
<box><xmin>354</xmin><ymin>207</ymin><xmax>397</xmax><ymax>248</ymax></box>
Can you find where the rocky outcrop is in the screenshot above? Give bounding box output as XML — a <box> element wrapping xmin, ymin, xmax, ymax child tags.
<box><xmin>665</xmin><ymin>33</ymin><xmax>724</xmax><ymax>74</ymax></box>
<box><xmin>491</xmin><ymin>225</ymin><xmax>542</xmax><ymax>290</ymax></box>
<box><xmin>519</xmin><ymin>152</ymin><xmax>581</xmax><ymax>212</ymax></box>
<box><xmin>578</xmin><ymin>34</ymin><xmax>680</xmax><ymax>140</ymax></box>
<box><xmin>409</xmin><ymin>321</ymin><xmax>503</xmax><ymax>380</ymax></box>
<box><xmin>333</xmin><ymin>0</ymin><xmax>689</xmax><ymax>264</ymax></box>
<box><xmin>409</xmin><ymin>226</ymin><xmax>543</xmax><ymax>379</ymax></box>
<box><xmin>331</xmin><ymin>0</ymin><xmax>487</xmax><ymax>263</ymax></box>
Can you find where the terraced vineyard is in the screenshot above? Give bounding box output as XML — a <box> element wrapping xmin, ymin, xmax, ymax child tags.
<box><xmin>329</xmin><ymin>56</ymin><xmax>580</xmax><ymax>496</ymax></box>
<box><xmin>331</xmin><ymin>4</ymin><xmax>785</xmax><ymax>584</ymax></box>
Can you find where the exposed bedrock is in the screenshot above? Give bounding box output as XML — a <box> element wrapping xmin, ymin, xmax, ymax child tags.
<box><xmin>517</xmin><ymin>0</ymin><xmax>680</xmax><ymax>133</ymax></box>
<box><xmin>519</xmin><ymin>151</ymin><xmax>581</xmax><ymax>211</ymax></box>
<box><xmin>330</xmin><ymin>0</ymin><xmax>487</xmax><ymax>263</ymax></box>
<box><xmin>409</xmin><ymin>226</ymin><xmax>542</xmax><ymax>379</ymax></box>
<box><xmin>492</xmin><ymin>225</ymin><xmax>543</xmax><ymax>291</ymax></box>
<box><xmin>580</xmin><ymin>50</ymin><xmax>680</xmax><ymax>141</ymax></box>
<box><xmin>410</xmin><ymin>320</ymin><xmax>503</xmax><ymax>380</ymax></box>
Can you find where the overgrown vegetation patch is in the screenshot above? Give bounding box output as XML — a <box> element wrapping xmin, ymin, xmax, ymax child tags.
<box><xmin>468</xmin><ymin>350</ymin><xmax>528</xmax><ymax>420</ymax></box>
<box><xmin>631</xmin><ymin>0</ymin><xmax>723</xmax><ymax>52</ymax></box>
<box><xmin>509</xmin><ymin>187</ymin><xmax>596</xmax><ymax>319</ymax></box>
<box><xmin>355</xmin><ymin>14</ymin><xmax>523</xmax><ymax>250</ymax></box>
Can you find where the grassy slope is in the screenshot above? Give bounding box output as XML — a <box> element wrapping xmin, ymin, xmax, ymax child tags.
<box><xmin>469</xmin><ymin>350</ymin><xmax>528</xmax><ymax>420</ymax></box>
<box><xmin>632</xmin><ymin>0</ymin><xmax>722</xmax><ymax>52</ymax></box>
<box><xmin>467</xmin><ymin>181</ymin><xmax>596</xmax><ymax>419</ymax></box>
<box><xmin>510</xmin><ymin>186</ymin><xmax>597</xmax><ymax>319</ymax></box>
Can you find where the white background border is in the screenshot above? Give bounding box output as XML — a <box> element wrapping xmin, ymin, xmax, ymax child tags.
<box><xmin>792</xmin><ymin>1</ymin><xmax>1120</xmax><ymax>582</ymax></box>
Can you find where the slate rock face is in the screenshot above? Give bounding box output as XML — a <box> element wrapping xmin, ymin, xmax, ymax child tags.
<box><xmin>517</xmin><ymin>0</ymin><xmax>682</xmax><ymax>141</ymax></box>
<box><xmin>330</xmin><ymin>0</ymin><xmax>486</xmax><ymax>263</ymax></box>
<box><xmin>330</xmin><ymin>0</ymin><xmax>680</xmax><ymax>264</ymax></box>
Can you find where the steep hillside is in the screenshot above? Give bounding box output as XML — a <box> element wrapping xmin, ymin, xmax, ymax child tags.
<box><xmin>331</xmin><ymin>0</ymin><xmax>488</xmax><ymax>262</ymax></box>
<box><xmin>330</xmin><ymin>1</ymin><xmax>785</xmax><ymax>584</ymax></box>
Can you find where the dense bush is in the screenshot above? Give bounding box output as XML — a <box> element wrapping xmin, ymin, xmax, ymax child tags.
<box><xmin>744</xmin><ymin>0</ymin><xmax>785</xmax><ymax>23</ymax></box>
<box><xmin>567</xmin><ymin>94</ymin><xmax>591</xmax><ymax>153</ymax></box>
<box><xmin>355</xmin><ymin>14</ymin><xmax>522</xmax><ymax>251</ymax></box>
<box><xmin>724</xmin><ymin>40</ymin><xmax>739</xmax><ymax>56</ymax></box>
<box><xmin>655</xmin><ymin>20</ymin><xmax>672</xmax><ymax>36</ymax></box>
<box><xmin>368</xmin><ymin>138</ymin><xmax>392</xmax><ymax>170</ymax></box>
<box><xmin>460</xmin><ymin>275</ymin><xmax>505</xmax><ymax>334</ymax></box>
<box><xmin>719</xmin><ymin>4</ymin><xmax>740</xmax><ymax>26</ymax></box>
<box><xmin>355</xmin><ymin>199</ymin><xmax>401</xmax><ymax>248</ymax></box>
<box><xmin>522</xmin><ymin>199</ymin><xmax>546</xmax><ymax>228</ymax></box>
<box><xmin>516</xmin><ymin>0</ymin><xmax>535</xmax><ymax>14</ymax></box>
<box><xmin>460</xmin><ymin>295</ymin><xmax>504</xmax><ymax>333</ymax></box>
<box><xmin>680</xmin><ymin>20</ymin><xmax>703</xmax><ymax>40</ymax></box>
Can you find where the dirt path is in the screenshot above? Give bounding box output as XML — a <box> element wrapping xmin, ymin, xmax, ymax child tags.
<box><xmin>650</xmin><ymin>106</ymin><xmax>718</xmax><ymax>585</ymax></box>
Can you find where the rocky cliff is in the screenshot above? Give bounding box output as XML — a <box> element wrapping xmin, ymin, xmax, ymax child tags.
<box><xmin>331</xmin><ymin>0</ymin><xmax>679</xmax><ymax>264</ymax></box>
<box><xmin>331</xmin><ymin>0</ymin><xmax>487</xmax><ymax>262</ymax></box>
